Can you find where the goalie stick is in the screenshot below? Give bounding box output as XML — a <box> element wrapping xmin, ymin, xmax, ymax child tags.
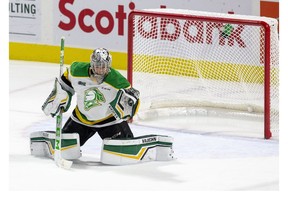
<box><xmin>54</xmin><ymin>36</ymin><xmax>73</xmax><ymax>169</ymax></box>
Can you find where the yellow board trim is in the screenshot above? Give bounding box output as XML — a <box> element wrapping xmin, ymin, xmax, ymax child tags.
<box><xmin>9</xmin><ymin>42</ymin><xmax>127</xmax><ymax>70</ymax></box>
<box><xmin>9</xmin><ymin>42</ymin><xmax>278</xmax><ymax>85</ymax></box>
<box><xmin>133</xmin><ymin>54</ymin><xmax>279</xmax><ymax>85</ymax></box>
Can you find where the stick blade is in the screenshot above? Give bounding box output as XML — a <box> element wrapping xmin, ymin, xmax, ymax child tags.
<box><xmin>54</xmin><ymin>151</ymin><xmax>73</xmax><ymax>169</ymax></box>
<box><xmin>55</xmin><ymin>158</ymin><xmax>73</xmax><ymax>170</ymax></box>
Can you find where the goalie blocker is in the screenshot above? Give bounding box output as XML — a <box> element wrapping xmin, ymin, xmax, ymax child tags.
<box><xmin>101</xmin><ymin>135</ymin><xmax>175</xmax><ymax>165</ymax></box>
<box><xmin>109</xmin><ymin>87</ymin><xmax>140</xmax><ymax>120</ymax></box>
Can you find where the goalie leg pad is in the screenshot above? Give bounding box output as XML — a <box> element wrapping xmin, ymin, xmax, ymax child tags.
<box><xmin>30</xmin><ymin>131</ymin><xmax>81</xmax><ymax>160</ymax></box>
<box><xmin>100</xmin><ymin>135</ymin><xmax>174</xmax><ymax>165</ymax></box>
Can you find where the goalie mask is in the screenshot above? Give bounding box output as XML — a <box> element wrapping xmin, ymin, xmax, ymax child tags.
<box><xmin>90</xmin><ymin>48</ymin><xmax>112</xmax><ymax>83</ymax></box>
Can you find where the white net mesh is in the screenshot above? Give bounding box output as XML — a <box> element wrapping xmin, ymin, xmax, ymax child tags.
<box><xmin>128</xmin><ymin>9</ymin><xmax>279</xmax><ymax>139</ymax></box>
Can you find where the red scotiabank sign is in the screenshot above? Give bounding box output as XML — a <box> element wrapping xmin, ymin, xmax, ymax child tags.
<box><xmin>56</xmin><ymin>0</ymin><xmax>269</xmax><ymax>64</ymax></box>
<box><xmin>57</xmin><ymin>0</ymin><xmax>247</xmax><ymax>49</ymax></box>
<box><xmin>58</xmin><ymin>0</ymin><xmax>137</xmax><ymax>35</ymax></box>
<box><xmin>137</xmin><ymin>16</ymin><xmax>246</xmax><ymax>48</ymax></box>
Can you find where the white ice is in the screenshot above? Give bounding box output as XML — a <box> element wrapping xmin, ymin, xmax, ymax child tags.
<box><xmin>9</xmin><ymin>60</ymin><xmax>280</xmax><ymax>192</ymax></box>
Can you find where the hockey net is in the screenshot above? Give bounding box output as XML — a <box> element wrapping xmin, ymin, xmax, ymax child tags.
<box><xmin>127</xmin><ymin>9</ymin><xmax>279</xmax><ymax>139</ymax></box>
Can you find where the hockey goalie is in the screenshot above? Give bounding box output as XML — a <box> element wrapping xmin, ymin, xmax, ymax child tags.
<box><xmin>30</xmin><ymin>47</ymin><xmax>174</xmax><ymax>166</ymax></box>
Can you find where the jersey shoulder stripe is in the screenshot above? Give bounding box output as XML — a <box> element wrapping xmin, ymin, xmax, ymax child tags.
<box><xmin>70</xmin><ymin>62</ymin><xmax>90</xmax><ymax>77</ymax></box>
<box><xmin>104</xmin><ymin>68</ymin><xmax>131</xmax><ymax>89</ymax></box>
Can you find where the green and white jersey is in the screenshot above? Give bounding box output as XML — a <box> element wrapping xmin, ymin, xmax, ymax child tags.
<box><xmin>61</xmin><ymin>62</ymin><xmax>131</xmax><ymax>127</ymax></box>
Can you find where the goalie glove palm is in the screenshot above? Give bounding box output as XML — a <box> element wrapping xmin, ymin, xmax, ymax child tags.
<box><xmin>109</xmin><ymin>88</ymin><xmax>140</xmax><ymax>120</ymax></box>
<box><xmin>42</xmin><ymin>78</ymin><xmax>72</xmax><ymax>117</ymax></box>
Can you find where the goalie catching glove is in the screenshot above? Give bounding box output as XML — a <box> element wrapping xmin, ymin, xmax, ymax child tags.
<box><xmin>109</xmin><ymin>87</ymin><xmax>140</xmax><ymax>120</ymax></box>
<box><xmin>42</xmin><ymin>78</ymin><xmax>72</xmax><ymax>117</ymax></box>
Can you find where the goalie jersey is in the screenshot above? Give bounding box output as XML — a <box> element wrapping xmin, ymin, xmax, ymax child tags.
<box><xmin>60</xmin><ymin>61</ymin><xmax>132</xmax><ymax>127</ymax></box>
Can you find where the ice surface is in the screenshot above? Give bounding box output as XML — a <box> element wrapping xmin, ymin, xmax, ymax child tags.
<box><xmin>9</xmin><ymin>60</ymin><xmax>279</xmax><ymax>192</ymax></box>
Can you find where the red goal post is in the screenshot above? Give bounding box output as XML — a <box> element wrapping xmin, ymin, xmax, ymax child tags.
<box><xmin>127</xmin><ymin>9</ymin><xmax>279</xmax><ymax>139</ymax></box>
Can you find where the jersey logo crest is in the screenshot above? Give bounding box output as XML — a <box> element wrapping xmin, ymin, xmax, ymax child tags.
<box><xmin>84</xmin><ymin>87</ymin><xmax>106</xmax><ymax>110</ymax></box>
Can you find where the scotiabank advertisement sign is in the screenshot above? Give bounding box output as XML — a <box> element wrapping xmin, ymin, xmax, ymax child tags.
<box><xmin>133</xmin><ymin>12</ymin><xmax>264</xmax><ymax>65</ymax></box>
<box><xmin>54</xmin><ymin>0</ymin><xmax>258</xmax><ymax>52</ymax></box>
<box><xmin>55</xmin><ymin>0</ymin><xmax>137</xmax><ymax>50</ymax></box>
<box><xmin>9</xmin><ymin>0</ymin><xmax>260</xmax><ymax>52</ymax></box>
